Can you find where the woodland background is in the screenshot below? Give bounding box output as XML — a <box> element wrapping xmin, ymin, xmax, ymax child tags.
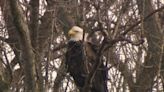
<box><xmin>0</xmin><ymin>0</ymin><xmax>164</xmax><ymax>92</ymax></box>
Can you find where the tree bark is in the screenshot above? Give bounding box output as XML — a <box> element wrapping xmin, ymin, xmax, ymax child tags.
<box><xmin>8</xmin><ymin>0</ymin><xmax>36</xmax><ymax>92</ymax></box>
<box><xmin>135</xmin><ymin>0</ymin><xmax>163</xmax><ymax>92</ymax></box>
<box><xmin>29</xmin><ymin>0</ymin><xmax>44</xmax><ymax>92</ymax></box>
<box><xmin>160</xmin><ymin>19</ymin><xmax>164</xmax><ymax>91</ymax></box>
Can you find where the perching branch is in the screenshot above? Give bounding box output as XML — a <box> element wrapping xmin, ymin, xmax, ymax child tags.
<box><xmin>0</xmin><ymin>36</ymin><xmax>8</xmax><ymax>43</ymax></box>
<box><xmin>53</xmin><ymin>43</ymin><xmax>67</xmax><ymax>52</ymax></box>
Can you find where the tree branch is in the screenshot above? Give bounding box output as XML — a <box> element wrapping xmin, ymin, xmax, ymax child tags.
<box><xmin>0</xmin><ymin>36</ymin><xmax>7</xmax><ymax>43</ymax></box>
<box><xmin>8</xmin><ymin>0</ymin><xmax>36</xmax><ymax>92</ymax></box>
<box><xmin>122</xmin><ymin>5</ymin><xmax>164</xmax><ymax>35</ymax></box>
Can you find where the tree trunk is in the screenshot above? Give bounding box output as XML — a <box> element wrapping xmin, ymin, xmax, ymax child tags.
<box><xmin>8</xmin><ymin>0</ymin><xmax>36</xmax><ymax>92</ymax></box>
<box><xmin>29</xmin><ymin>0</ymin><xmax>44</xmax><ymax>92</ymax></box>
<box><xmin>135</xmin><ymin>0</ymin><xmax>163</xmax><ymax>92</ymax></box>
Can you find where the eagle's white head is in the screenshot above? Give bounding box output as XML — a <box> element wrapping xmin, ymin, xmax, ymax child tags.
<box><xmin>68</xmin><ymin>26</ymin><xmax>84</xmax><ymax>41</ymax></box>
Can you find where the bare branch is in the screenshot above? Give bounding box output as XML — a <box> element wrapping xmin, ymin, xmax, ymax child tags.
<box><xmin>122</xmin><ymin>5</ymin><xmax>164</xmax><ymax>35</ymax></box>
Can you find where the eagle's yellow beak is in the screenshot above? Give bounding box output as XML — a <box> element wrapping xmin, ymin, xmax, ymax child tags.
<box><xmin>68</xmin><ymin>30</ymin><xmax>76</xmax><ymax>37</ymax></box>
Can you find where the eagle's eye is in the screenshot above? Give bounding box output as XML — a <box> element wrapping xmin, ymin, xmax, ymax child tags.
<box><xmin>74</xmin><ymin>30</ymin><xmax>79</xmax><ymax>32</ymax></box>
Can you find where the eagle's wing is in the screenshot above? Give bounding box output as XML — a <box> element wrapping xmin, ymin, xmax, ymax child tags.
<box><xmin>65</xmin><ymin>41</ymin><xmax>87</xmax><ymax>87</ymax></box>
<box><xmin>65</xmin><ymin>40</ymin><xmax>108</xmax><ymax>92</ymax></box>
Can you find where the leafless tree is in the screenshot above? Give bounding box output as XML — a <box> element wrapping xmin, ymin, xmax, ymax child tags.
<box><xmin>0</xmin><ymin>0</ymin><xmax>164</xmax><ymax>92</ymax></box>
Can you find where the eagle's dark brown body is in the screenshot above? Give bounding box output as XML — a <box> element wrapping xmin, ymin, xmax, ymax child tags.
<box><xmin>66</xmin><ymin>41</ymin><xmax>86</xmax><ymax>87</ymax></box>
<box><xmin>66</xmin><ymin>40</ymin><xmax>108</xmax><ymax>92</ymax></box>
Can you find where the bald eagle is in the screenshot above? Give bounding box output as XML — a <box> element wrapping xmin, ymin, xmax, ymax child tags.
<box><xmin>66</xmin><ymin>26</ymin><xmax>107</xmax><ymax>92</ymax></box>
